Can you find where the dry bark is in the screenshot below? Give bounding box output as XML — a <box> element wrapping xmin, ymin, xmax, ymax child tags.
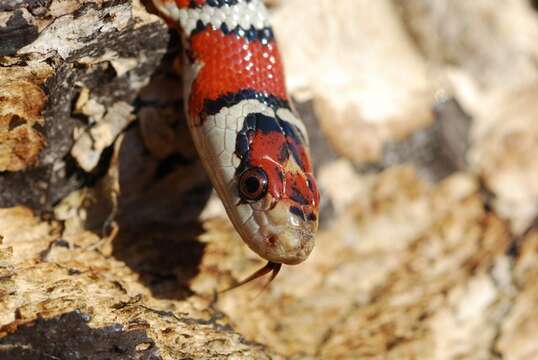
<box><xmin>1</xmin><ymin>0</ymin><xmax>538</xmax><ymax>359</ymax></box>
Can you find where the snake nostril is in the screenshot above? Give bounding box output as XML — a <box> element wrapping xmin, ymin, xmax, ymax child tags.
<box><xmin>266</xmin><ymin>235</ymin><xmax>277</xmax><ymax>246</ymax></box>
<box><xmin>290</xmin><ymin>206</ymin><xmax>305</xmax><ymax>221</ymax></box>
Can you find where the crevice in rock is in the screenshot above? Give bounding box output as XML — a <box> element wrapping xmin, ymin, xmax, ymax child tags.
<box><xmin>0</xmin><ymin>311</ymin><xmax>162</xmax><ymax>360</ymax></box>
<box><xmin>379</xmin><ymin>97</ymin><xmax>471</xmax><ymax>183</ymax></box>
<box><xmin>530</xmin><ymin>0</ymin><xmax>538</xmax><ymax>12</ymax></box>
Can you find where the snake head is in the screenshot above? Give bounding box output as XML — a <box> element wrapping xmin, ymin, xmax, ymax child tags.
<box><xmin>235</xmin><ymin>166</ymin><xmax>319</xmax><ymax>265</ymax></box>
<box><xmin>231</xmin><ymin>109</ymin><xmax>320</xmax><ymax>265</ymax></box>
<box><xmin>197</xmin><ymin>98</ymin><xmax>319</xmax><ymax>266</ymax></box>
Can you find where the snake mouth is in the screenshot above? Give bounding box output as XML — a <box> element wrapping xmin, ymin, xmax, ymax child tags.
<box><xmin>252</xmin><ymin>204</ymin><xmax>317</xmax><ymax>265</ymax></box>
<box><xmin>222</xmin><ymin>210</ymin><xmax>314</xmax><ymax>293</ymax></box>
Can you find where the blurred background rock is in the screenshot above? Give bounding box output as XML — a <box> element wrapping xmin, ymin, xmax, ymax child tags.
<box><xmin>0</xmin><ymin>0</ymin><xmax>537</xmax><ymax>358</ymax></box>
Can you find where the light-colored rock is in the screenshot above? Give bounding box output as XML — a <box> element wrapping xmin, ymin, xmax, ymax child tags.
<box><xmin>71</xmin><ymin>101</ymin><xmax>135</xmax><ymax>172</ymax></box>
<box><xmin>398</xmin><ymin>0</ymin><xmax>538</xmax><ymax>102</ymax></box>
<box><xmin>0</xmin><ymin>64</ymin><xmax>51</xmax><ymax>171</ymax></box>
<box><xmin>273</xmin><ymin>0</ymin><xmax>434</xmax><ymax>164</ymax></box>
<box><xmin>497</xmin><ymin>230</ymin><xmax>538</xmax><ymax>359</ymax></box>
<box><xmin>190</xmin><ymin>167</ymin><xmax>511</xmax><ymax>358</ymax></box>
<box><xmin>470</xmin><ymin>84</ymin><xmax>538</xmax><ymax>234</ymax></box>
<box><xmin>0</xmin><ymin>207</ymin><xmax>281</xmax><ymax>359</ymax></box>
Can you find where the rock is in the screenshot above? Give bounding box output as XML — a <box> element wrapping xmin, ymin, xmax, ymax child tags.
<box><xmin>0</xmin><ymin>207</ymin><xmax>281</xmax><ymax>359</ymax></box>
<box><xmin>0</xmin><ymin>63</ymin><xmax>51</xmax><ymax>172</ymax></box>
<box><xmin>497</xmin><ymin>229</ymin><xmax>538</xmax><ymax>359</ymax></box>
<box><xmin>273</xmin><ymin>0</ymin><xmax>434</xmax><ymax>165</ymax></box>
<box><xmin>201</xmin><ymin>168</ymin><xmax>511</xmax><ymax>358</ymax></box>
<box><xmin>0</xmin><ymin>0</ymin><xmax>170</xmax><ymax>210</ymax></box>
<box><xmin>470</xmin><ymin>84</ymin><xmax>538</xmax><ymax>234</ymax></box>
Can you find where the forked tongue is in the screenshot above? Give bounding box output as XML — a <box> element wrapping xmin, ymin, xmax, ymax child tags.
<box><xmin>220</xmin><ymin>261</ymin><xmax>282</xmax><ymax>293</ymax></box>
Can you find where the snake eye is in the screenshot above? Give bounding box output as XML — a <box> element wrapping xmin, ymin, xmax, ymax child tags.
<box><xmin>238</xmin><ymin>167</ymin><xmax>268</xmax><ymax>201</ymax></box>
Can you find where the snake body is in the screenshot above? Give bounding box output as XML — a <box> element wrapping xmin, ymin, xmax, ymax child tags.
<box><xmin>151</xmin><ymin>0</ymin><xmax>319</xmax><ymax>279</ymax></box>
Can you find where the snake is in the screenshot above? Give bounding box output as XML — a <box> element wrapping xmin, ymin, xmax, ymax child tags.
<box><xmin>150</xmin><ymin>0</ymin><xmax>320</xmax><ymax>286</ymax></box>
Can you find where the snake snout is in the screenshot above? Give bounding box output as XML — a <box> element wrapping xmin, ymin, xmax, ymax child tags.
<box><xmin>262</xmin><ymin>211</ymin><xmax>317</xmax><ymax>265</ymax></box>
